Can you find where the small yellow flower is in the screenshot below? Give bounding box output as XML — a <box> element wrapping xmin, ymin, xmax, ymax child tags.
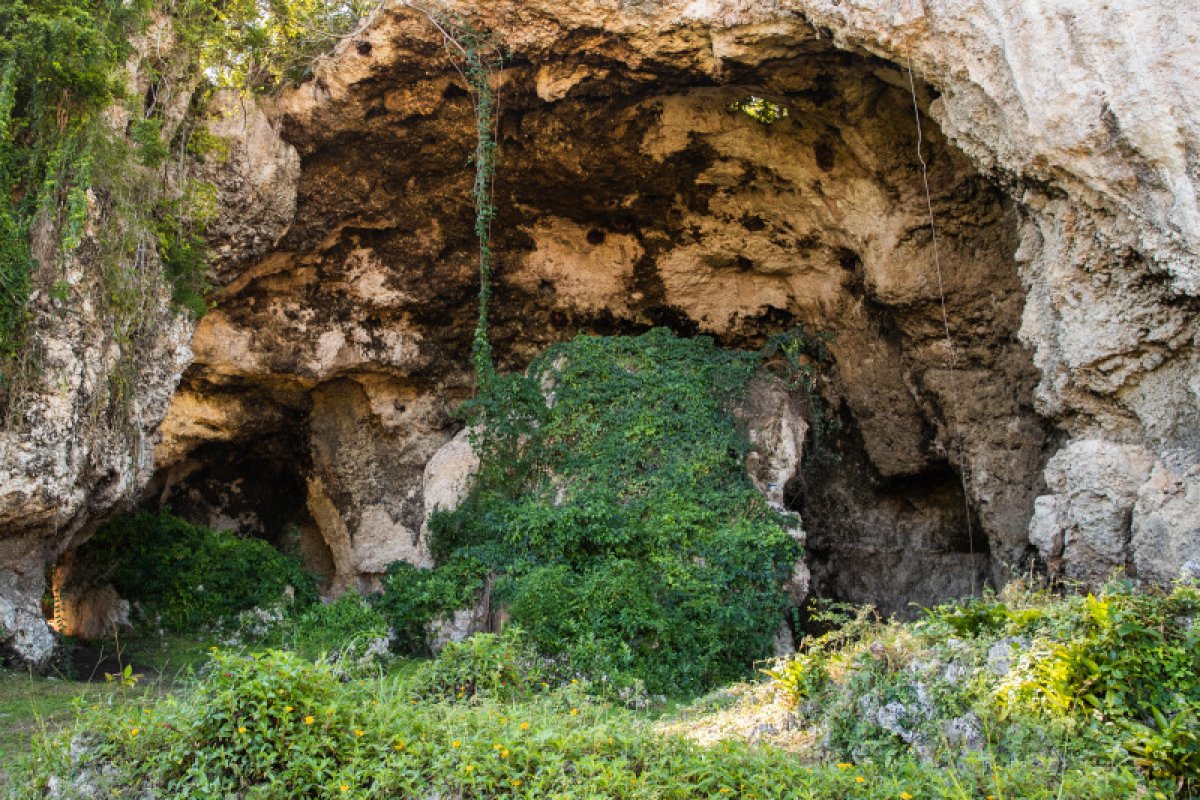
<box><xmin>130</xmin><ymin>727</ymin><xmax>140</xmax><ymax>737</ymax></box>
<box><xmin>837</xmin><ymin>762</ymin><xmax>853</xmax><ymax>770</ymax></box>
<box><xmin>465</xmin><ymin>764</ymin><xmax>475</xmax><ymax>773</ymax></box>
<box><xmin>570</xmin><ymin>708</ymin><xmax>579</xmax><ymax>716</ymax></box>
<box><xmin>339</xmin><ymin>785</ymin><xmax>348</xmax><ymax>793</ymax></box>
<box><xmin>900</xmin><ymin>794</ymin><xmax>913</xmax><ymax>800</ymax></box>
<box><xmin>855</xmin><ymin>776</ymin><xmax>866</xmax><ymax>784</ymax></box>
<box><xmin>520</xmin><ymin>722</ymin><xmax>530</xmax><ymax>730</ymax></box>
<box><xmin>501</xmin><ymin>749</ymin><xmax>510</xmax><ymax>759</ymax></box>
<box><xmin>512</xmin><ymin>779</ymin><xmax>522</xmax><ymax>787</ymax></box>
<box><xmin>719</xmin><ymin>789</ymin><xmax>731</xmax><ymax>795</ymax></box>
<box><xmin>493</xmin><ymin>744</ymin><xmax>502</xmax><ymax>750</ymax></box>
<box><xmin>570</xmin><ymin>679</ymin><xmax>578</xmax><ymax>684</ymax></box>
<box><xmin>354</xmin><ymin>729</ymin><xmax>364</xmax><ymax>737</ymax></box>
<box><xmin>285</xmin><ymin>706</ymin><xmax>293</xmax><ymax>712</ymax></box>
<box><xmin>452</xmin><ymin>740</ymin><xmax>462</xmax><ymax>748</ymax></box>
<box><xmin>393</xmin><ymin>740</ymin><xmax>406</xmax><ymax>751</ymax></box>
<box><xmin>305</xmin><ymin>715</ymin><xmax>315</xmax><ymax>725</ymax></box>
<box><xmin>238</xmin><ymin>726</ymin><xmax>247</xmax><ymax>734</ymax></box>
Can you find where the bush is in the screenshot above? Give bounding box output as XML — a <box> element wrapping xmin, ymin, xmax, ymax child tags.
<box><xmin>395</xmin><ymin>329</ymin><xmax>803</xmax><ymax>694</ymax></box>
<box><xmin>376</xmin><ymin>559</ymin><xmax>485</xmax><ymax>654</ymax></box>
<box><xmin>409</xmin><ymin>627</ymin><xmax>546</xmax><ymax>703</ymax></box>
<box><xmin>761</xmin><ymin>581</ymin><xmax>1200</xmax><ymax>796</ymax></box>
<box><xmin>73</xmin><ymin>511</ymin><xmax>318</xmax><ymax>631</ymax></box>
<box><xmin>10</xmin><ymin>643</ymin><xmax>1148</xmax><ymax>800</ymax></box>
<box><xmin>289</xmin><ymin>593</ymin><xmax>390</xmax><ymax>661</ymax></box>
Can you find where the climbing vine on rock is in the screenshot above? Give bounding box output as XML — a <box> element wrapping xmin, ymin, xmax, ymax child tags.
<box><xmin>408</xmin><ymin>6</ymin><xmax>505</xmax><ymax>387</ymax></box>
<box><xmin>0</xmin><ymin>0</ymin><xmax>376</xmax><ymax>405</ymax></box>
<box><xmin>384</xmin><ymin>330</ymin><xmax>804</xmax><ymax>694</ymax></box>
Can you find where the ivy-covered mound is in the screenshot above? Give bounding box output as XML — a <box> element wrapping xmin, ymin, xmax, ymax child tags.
<box><xmin>71</xmin><ymin>511</ymin><xmax>318</xmax><ymax>632</ymax></box>
<box><xmin>381</xmin><ymin>329</ymin><xmax>803</xmax><ymax>694</ymax></box>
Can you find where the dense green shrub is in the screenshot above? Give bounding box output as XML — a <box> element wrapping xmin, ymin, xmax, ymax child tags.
<box><xmin>376</xmin><ymin>559</ymin><xmax>486</xmax><ymax>655</ymax></box>
<box><xmin>759</xmin><ymin>581</ymin><xmax>1200</xmax><ymax>797</ymax></box>
<box><xmin>409</xmin><ymin>626</ymin><xmax>546</xmax><ymax>703</ymax></box>
<box><xmin>289</xmin><ymin>593</ymin><xmax>389</xmax><ymax>660</ymax></box>
<box><xmin>74</xmin><ymin>511</ymin><xmax>318</xmax><ymax>631</ymax></box>
<box><xmin>381</xmin><ymin>329</ymin><xmax>803</xmax><ymax>694</ymax></box>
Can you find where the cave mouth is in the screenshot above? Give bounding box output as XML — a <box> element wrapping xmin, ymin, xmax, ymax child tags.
<box><xmin>59</xmin><ymin>30</ymin><xmax>1046</xmax><ymax>627</ymax></box>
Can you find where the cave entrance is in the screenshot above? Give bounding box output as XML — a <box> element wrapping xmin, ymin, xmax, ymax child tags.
<box><xmin>134</xmin><ymin>23</ymin><xmax>1045</xmax><ymax>620</ymax></box>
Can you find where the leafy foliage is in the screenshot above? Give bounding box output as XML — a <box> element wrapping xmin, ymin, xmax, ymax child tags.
<box><xmin>289</xmin><ymin>593</ymin><xmax>389</xmax><ymax>661</ymax></box>
<box><xmin>758</xmin><ymin>580</ymin><xmax>1200</xmax><ymax>797</ymax></box>
<box><xmin>728</xmin><ymin>95</ymin><xmax>790</xmax><ymax>124</ymax></box>
<box><xmin>8</xmin><ymin>640</ymin><xmax>1149</xmax><ymax>800</ymax></box>
<box><xmin>72</xmin><ymin>511</ymin><xmax>318</xmax><ymax>631</ymax></box>
<box><xmin>382</xmin><ymin>329</ymin><xmax>803</xmax><ymax>694</ymax></box>
<box><xmin>377</xmin><ymin>559</ymin><xmax>486</xmax><ymax>655</ymax></box>
<box><xmin>409</xmin><ymin>626</ymin><xmax>547</xmax><ymax>703</ymax></box>
<box><xmin>0</xmin><ymin>0</ymin><xmax>376</xmax><ymax>402</ymax></box>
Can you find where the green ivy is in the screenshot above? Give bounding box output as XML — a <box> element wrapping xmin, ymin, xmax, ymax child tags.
<box><xmin>383</xmin><ymin>330</ymin><xmax>803</xmax><ymax>694</ymax></box>
<box><xmin>0</xmin><ymin>0</ymin><xmax>376</xmax><ymax>401</ymax></box>
<box><xmin>71</xmin><ymin>511</ymin><xmax>319</xmax><ymax>631</ymax></box>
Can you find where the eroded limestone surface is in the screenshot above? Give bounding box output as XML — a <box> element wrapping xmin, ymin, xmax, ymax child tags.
<box><xmin>4</xmin><ymin>0</ymin><xmax>1199</xmax><ymax>664</ymax></box>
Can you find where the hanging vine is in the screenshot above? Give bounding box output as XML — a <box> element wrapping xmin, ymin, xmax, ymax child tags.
<box><xmin>407</xmin><ymin>4</ymin><xmax>504</xmax><ymax>389</ymax></box>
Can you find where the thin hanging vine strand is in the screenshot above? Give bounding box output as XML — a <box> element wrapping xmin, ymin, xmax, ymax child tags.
<box><xmin>407</xmin><ymin>4</ymin><xmax>503</xmax><ymax>390</ymax></box>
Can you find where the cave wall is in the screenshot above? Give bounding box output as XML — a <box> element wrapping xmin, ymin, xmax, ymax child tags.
<box><xmin>153</xmin><ymin>3</ymin><xmax>1043</xmax><ymax>617</ymax></box>
<box><xmin>3</xmin><ymin>0</ymin><xmax>1198</xmax><ymax>664</ymax></box>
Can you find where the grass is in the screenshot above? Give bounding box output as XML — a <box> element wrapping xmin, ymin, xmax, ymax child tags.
<box><xmin>0</xmin><ymin>670</ymin><xmax>111</xmax><ymax>771</ymax></box>
<box><xmin>3</xmin><ymin>582</ymin><xmax>1195</xmax><ymax>799</ymax></box>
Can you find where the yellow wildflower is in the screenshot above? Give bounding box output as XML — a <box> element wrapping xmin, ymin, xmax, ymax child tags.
<box><xmin>285</xmin><ymin>706</ymin><xmax>293</xmax><ymax>712</ymax></box>
<box><xmin>520</xmin><ymin>722</ymin><xmax>530</xmax><ymax>730</ymax></box>
<box><xmin>339</xmin><ymin>785</ymin><xmax>348</xmax><ymax>793</ymax></box>
<box><xmin>855</xmin><ymin>776</ymin><xmax>866</xmax><ymax>784</ymax></box>
<box><xmin>452</xmin><ymin>740</ymin><xmax>462</xmax><ymax>748</ymax></box>
<box><xmin>836</xmin><ymin>762</ymin><xmax>853</xmax><ymax>770</ymax></box>
<box><xmin>570</xmin><ymin>708</ymin><xmax>579</xmax><ymax>716</ymax></box>
<box><xmin>393</xmin><ymin>741</ymin><xmax>406</xmax><ymax>751</ymax></box>
<box><xmin>305</xmin><ymin>715</ymin><xmax>315</xmax><ymax>725</ymax></box>
<box><xmin>238</xmin><ymin>726</ymin><xmax>247</xmax><ymax>734</ymax></box>
<box><xmin>354</xmin><ymin>729</ymin><xmax>364</xmax><ymax>737</ymax></box>
<box><xmin>512</xmin><ymin>779</ymin><xmax>522</xmax><ymax>787</ymax></box>
<box><xmin>900</xmin><ymin>794</ymin><xmax>913</xmax><ymax>800</ymax></box>
<box><xmin>130</xmin><ymin>727</ymin><xmax>140</xmax><ymax>737</ymax></box>
<box><xmin>465</xmin><ymin>765</ymin><xmax>475</xmax><ymax>773</ymax></box>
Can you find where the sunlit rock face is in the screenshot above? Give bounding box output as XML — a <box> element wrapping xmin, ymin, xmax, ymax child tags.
<box><xmin>6</xmin><ymin>0</ymin><xmax>1200</xmax><ymax>664</ymax></box>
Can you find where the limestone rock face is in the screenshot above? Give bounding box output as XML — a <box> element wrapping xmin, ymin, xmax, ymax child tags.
<box><xmin>5</xmin><ymin>0</ymin><xmax>1200</xmax><ymax>661</ymax></box>
<box><xmin>0</xmin><ymin>81</ymin><xmax>296</xmax><ymax>666</ymax></box>
<box><xmin>123</xmin><ymin>0</ymin><xmax>1200</xmax><ymax>606</ymax></box>
<box><xmin>421</xmin><ymin>428</ymin><xmax>480</xmax><ymax>540</ymax></box>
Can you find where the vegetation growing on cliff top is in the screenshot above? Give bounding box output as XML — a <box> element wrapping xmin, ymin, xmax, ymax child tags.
<box><xmin>0</xmin><ymin>0</ymin><xmax>374</xmax><ymax>403</ymax></box>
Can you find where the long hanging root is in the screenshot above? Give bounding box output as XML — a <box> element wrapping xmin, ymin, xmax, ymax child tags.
<box><xmin>906</xmin><ymin>57</ymin><xmax>978</xmax><ymax>587</ymax></box>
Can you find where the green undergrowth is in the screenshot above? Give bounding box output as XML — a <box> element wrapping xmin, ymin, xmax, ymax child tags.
<box><xmin>380</xmin><ymin>329</ymin><xmax>805</xmax><ymax>695</ymax></box>
<box><xmin>6</xmin><ymin>597</ymin><xmax>1182</xmax><ymax>800</ymax></box>
<box><xmin>721</xmin><ymin>579</ymin><xmax>1200</xmax><ymax>799</ymax></box>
